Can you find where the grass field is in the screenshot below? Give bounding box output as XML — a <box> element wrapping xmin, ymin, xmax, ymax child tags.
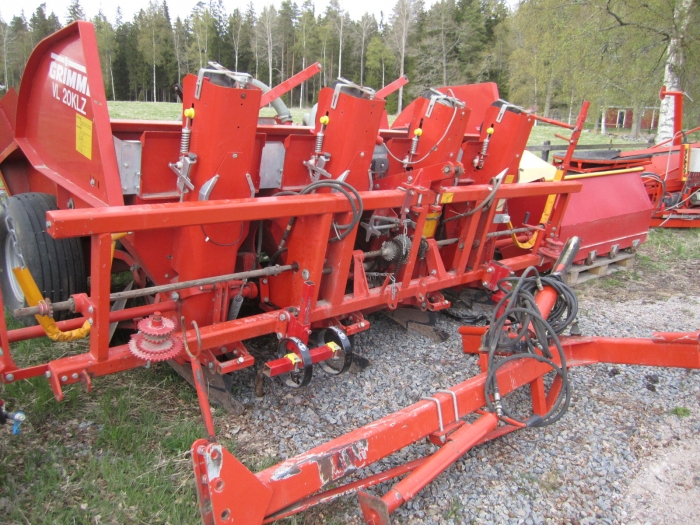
<box><xmin>106</xmin><ymin>101</ymin><xmax>655</xmax><ymax>148</ymax></box>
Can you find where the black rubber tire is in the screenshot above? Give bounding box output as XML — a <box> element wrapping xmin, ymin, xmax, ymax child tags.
<box><xmin>0</xmin><ymin>193</ymin><xmax>86</xmax><ymax>324</ymax></box>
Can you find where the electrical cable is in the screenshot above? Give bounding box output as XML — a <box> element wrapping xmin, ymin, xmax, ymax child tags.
<box><xmin>442</xmin><ymin>170</ymin><xmax>506</xmax><ymax>222</ymax></box>
<box><xmin>200</xmin><ymin>223</ymin><xmax>245</xmax><ymax>247</ymax></box>
<box><xmin>384</xmin><ymin>90</ymin><xmax>461</xmax><ymax>166</ymax></box>
<box><xmin>273</xmin><ymin>180</ymin><xmax>364</xmax><ymax>260</ymax></box>
<box><xmin>481</xmin><ymin>266</ymin><xmax>577</xmax><ymax>428</ymax></box>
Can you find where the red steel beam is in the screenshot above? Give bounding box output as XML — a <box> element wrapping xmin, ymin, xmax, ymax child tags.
<box><xmin>45</xmin><ymin>182</ymin><xmax>581</xmax><ymax>239</ymax></box>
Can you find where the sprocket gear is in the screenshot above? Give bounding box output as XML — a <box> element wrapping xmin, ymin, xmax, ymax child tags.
<box><xmin>381</xmin><ymin>234</ymin><xmax>412</xmax><ymax>265</ymax></box>
<box><xmin>128</xmin><ymin>312</ymin><xmax>183</xmax><ymax>362</ymax></box>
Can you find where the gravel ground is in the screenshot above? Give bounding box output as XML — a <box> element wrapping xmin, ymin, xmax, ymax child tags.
<box><xmin>217</xmin><ymin>292</ymin><xmax>700</xmax><ymax>524</ymax></box>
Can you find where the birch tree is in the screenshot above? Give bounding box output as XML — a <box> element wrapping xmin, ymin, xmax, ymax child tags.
<box><xmin>387</xmin><ymin>0</ymin><xmax>420</xmax><ymax>112</ymax></box>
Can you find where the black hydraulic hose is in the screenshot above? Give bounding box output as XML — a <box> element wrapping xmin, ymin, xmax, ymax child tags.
<box><xmin>481</xmin><ymin>266</ymin><xmax>577</xmax><ymax>428</ymax></box>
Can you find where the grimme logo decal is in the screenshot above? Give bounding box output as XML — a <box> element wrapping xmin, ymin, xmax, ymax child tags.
<box><xmin>49</xmin><ymin>52</ymin><xmax>90</xmax><ymax>115</ymax></box>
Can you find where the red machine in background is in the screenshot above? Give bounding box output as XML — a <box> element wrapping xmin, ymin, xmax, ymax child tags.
<box><xmin>1</xmin><ymin>21</ymin><xmax>694</xmax><ymax>525</ymax></box>
<box><xmin>552</xmin><ymin>86</ymin><xmax>700</xmax><ymax>229</ymax></box>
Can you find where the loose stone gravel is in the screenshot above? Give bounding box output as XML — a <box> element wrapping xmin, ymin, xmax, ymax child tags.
<box><xmin>220</xmin><ymin>293</ymin><xmax>700</xmax><ymax>524</ymax></box>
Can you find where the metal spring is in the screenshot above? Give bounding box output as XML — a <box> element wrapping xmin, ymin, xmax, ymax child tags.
<box><xmin>480</xmin><ymin>136</ymin><xmax>490</xmax><ymax>156</ymax></box>
<box><xmin>315</xmin><ymin>131</ymin><xmax>324</xmax><ymax>154</ymax></box>
<box><xmin>410</xmin><ymin>135</ymin><xmax>419</xmax><ymax>156</ymax></box>
<box><xmin>180</xmin><ymin>127</ymin><xmax>191</xmax><ymax>154</ymax></box>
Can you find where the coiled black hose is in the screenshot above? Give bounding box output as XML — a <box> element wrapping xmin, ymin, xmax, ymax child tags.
<box><xmin>482</xmin><ymin>266</ymin><xmax>578</xmax><ymax>428</ymax></box>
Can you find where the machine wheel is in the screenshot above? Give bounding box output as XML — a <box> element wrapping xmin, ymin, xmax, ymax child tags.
<box><xmin>276</xmin><ymin>337</ymin><xmax>313</xmax><ymax>388</ymax></box>
<box><xmin>0</xmin><ymin>193</ymin><xmax>87</xmax><ymax>324</ymax></box>
<box><xmin>316</xmin><ymin>326</ymin><xmax>353</xmax><ymax>375</ymax></box>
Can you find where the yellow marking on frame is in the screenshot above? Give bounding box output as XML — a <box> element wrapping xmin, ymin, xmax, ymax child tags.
<box><xmin>76</xmin><ymin>113</ymin><xmax>92</xmax><ymax>160</ymax></box>
<box><xmin>326</xmin><ymin>341</ymin><xmax>341</xmax><ymax>353</ymax></box>
<box><xmin>440</xmin><ymin>192</ymin><xmax>454</xmax><ymax>204</ymax></box>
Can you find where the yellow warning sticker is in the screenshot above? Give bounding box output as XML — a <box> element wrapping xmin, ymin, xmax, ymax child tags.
<box><xmin>440</xmin><ymin>192</ymin><xmax>454</xmax><ymax>204</ymax></box>
<box><xmin>327</xmin><ymin>341</ymin><xmax>341</xmax><ymax>353</ymax></box>
<box><xmin>76</xmin><ymin>113</ymin><xmax>92</xmax><ymax>160</ymax></box>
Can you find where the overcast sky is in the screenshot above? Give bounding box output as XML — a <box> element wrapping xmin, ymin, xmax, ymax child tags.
<box><xmin>0</xmin><ymin>0</ymin><xmax>430</xmax><ymax>26</ymax></box>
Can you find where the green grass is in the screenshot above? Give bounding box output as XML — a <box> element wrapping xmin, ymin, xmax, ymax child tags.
<box><xmin>636</xmin><ymin>228</ymin><xmax>700</xmax><ymax>273</ymax></box>
<box><xmin>0</xmin><ymin>332</ymin><xmax>237</xmax><ymax>524</ymax></box>
<box><xmin>108</xmin><ymin>101</ymin><xmax>312</xmax><ymax>124</ymax></box>
<box><xmin>669</xmin><ymin>406</ymin><xmax>691</xmax><ymax>418</ymax></box>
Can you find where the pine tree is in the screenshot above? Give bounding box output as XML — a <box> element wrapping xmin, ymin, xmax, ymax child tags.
<box><xmin>66</xmin><ymin>0</ymin><xmax>86</xmax><ymax>24</ymax></box>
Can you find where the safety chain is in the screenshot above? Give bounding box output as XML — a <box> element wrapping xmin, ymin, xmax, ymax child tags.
<box><xmin>3</xmin><ymin>208</ymin><xmax>26</xmax><ymax>269</ymax></box>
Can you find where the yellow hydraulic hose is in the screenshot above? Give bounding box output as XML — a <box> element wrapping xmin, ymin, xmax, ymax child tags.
<box><xmin>111</xmin><ymin>232</ymin><xmax>129</xmax><ymax>261</ymax></box>
<box><xmin>12</xmin><ymin>267</ymin><xmax>91</xmax><ymax>342</ymax></box>
<box><xmin>509</xmin><ymin>168</ymin><xmax>565</xmax><ymax>249</ymax></box>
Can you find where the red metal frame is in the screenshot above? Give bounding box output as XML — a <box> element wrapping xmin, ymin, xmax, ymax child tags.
<box><xmin>190</xmin><ymin>318</ymin><xmax>699</xmax><ymax>524</ymax></box>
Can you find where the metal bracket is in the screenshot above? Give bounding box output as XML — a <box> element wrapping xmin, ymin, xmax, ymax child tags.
<box><xmin>195</xmin><ymin>63</ymin><xmax>253</xmax><ymax>100</ymax></box>
<box><xmin>169</xmin><ymin>153</ymin><xmax>197</xmax><ymax>194</ymax></box>
<box><xmin>436</xmin><ymin>389</ymin><xmax>459</xmax><ymax>422</ymax></box>
<box><xmin>330</xmin><ymin>77</ymin><xmax>376</xmax><ymax>109</ymax></box>
<box><xmin>421</xmin><ymin>396</ymin><xmax>444</xmax><ymax>432</ymax></box>
<box><xmin>198</xmin><ymin>175</ymin><xmax>219</xmax><ymax>201</ymax></box>
<box><xmin>245</xmin><ymin>173</ymin><xmax>256</xmax><ymax>198</ymax></box>
<box><xmin>425</xmin><ymin>89</ymin><xmax>466</xmax><ymax>118</ymax></box>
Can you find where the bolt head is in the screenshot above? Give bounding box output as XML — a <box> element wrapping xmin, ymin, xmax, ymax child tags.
<box><xmin>276</xmin><ymin>332</ymin><xmax>283</xmax><ymax>339</ymax></box>
<box><xmin>262</xmin><ymin>278</ymin><xmax>268</xmax><ymax>284</ymax></box>
<box><xmin>45</xmin><ymin>371</ymin><xmax>52</xmax><ymax>378</ymax></box>
<box><xmin>360</xmin><ymin>322</ymin><xmax>365</xmax><ymax>328</ymax></box>
<box><xmin>279</xmin><ymin>313</ymin><xmax>287</xmax><ymax>321</ymax></box>
<box><xmin>263</xmin><ymin>297</ymin><xmax>269</xmax><ymax>302</ymax></box>
<box><xmin>90</xmin><ymin>178</ymin><xmax>96</xmax><ymax>187</ymax></box>
<box><xmin>170</xmin><ymin>292</ymin><xmax>180</xmax><ymax>301</ymax></box>
<box><xmin>72</xmin><ymin>373</ymin><xmax>79</xmax><ymax>379</ymax></box>
<box><xmin>431</xmin><ymin>269</ymin><xmax>437</xmax><ymax>275</ymax></box>
<box><xmin>208</xmin><ymin>362</ymin><xmax>214</xmax><ymax>369</ymax></box>
<box><xmin>482</xmin><ymin>281</ymin><xmax>489</xmax><ymax>287</ymax></box>
<box><xmin>88</xmin><ymin>318</ymin><xmax>93</xmax><ymax>325</ymax></box>
<box><xmin>5</xmin><ymin>373</ymin><xmax>14</xmax><ymax>382</ymax></box>
<box><xmin>486</xmin><ymin>267</ymin><xmax>494</xmax><ymax>273</ymax></box>
<box><xmin>61</xmin><ymin>375</ymin><xmax>68</xmax><ymax>382</ymax></box>
<box><xmin>238</xmin><ymin>357</ymin><xmax>244</xmax><ymax>364</ymax></box>
<box><xmin>88</xmin><ymin>306</ymin><xmax>94</xmax><ymax>314</ymax></box>
<box><xmin>407</xmin><ymin>176</ymin><xmax>413</xmax><ymax>182</ymax></box>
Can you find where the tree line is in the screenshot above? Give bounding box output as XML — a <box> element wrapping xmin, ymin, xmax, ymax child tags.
<box><xmin>1</xmin><ymin>0</ymin><xmax>698</xmax><ymax>139</ymax></box>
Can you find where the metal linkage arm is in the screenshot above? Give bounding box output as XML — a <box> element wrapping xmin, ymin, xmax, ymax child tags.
<box><xmin>259</xmin><ymin>62</ymin><xmax>322</xmax><ymax>108</ymax></box>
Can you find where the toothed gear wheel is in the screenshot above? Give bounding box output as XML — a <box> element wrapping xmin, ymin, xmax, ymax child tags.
<box><xmin>128</xmin><ymin>312</ymin><xmax>183</xmax><ymax>362</ymax></box>
<box><xmin>381</xmin><ymin>234</ymin><xmax>412</xmax><ymax>265</ymax></box>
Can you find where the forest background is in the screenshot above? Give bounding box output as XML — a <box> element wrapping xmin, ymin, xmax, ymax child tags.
<box><xmin>1</xmin><ymin>0</ymin><xmax>698</xmax><ymax>142</ymax></box>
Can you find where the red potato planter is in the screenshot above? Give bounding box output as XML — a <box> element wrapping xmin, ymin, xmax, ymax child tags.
<box><xmin>1</xmin><ymin>22</ymin><xmax>695</xmax><ymax>525</ymax></box>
